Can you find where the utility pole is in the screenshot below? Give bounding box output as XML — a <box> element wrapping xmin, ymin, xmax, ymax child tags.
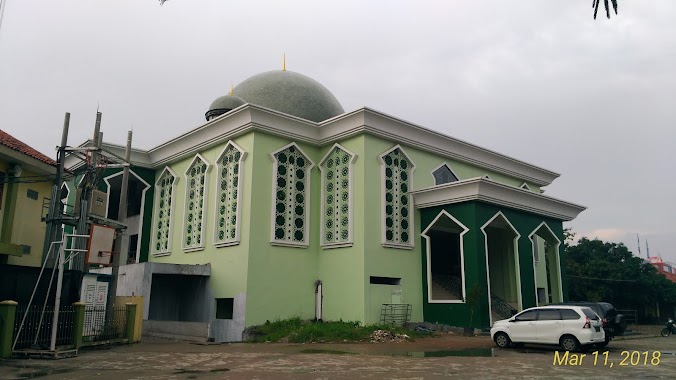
<box><xmin>76</xmin><ymin>112</ymin><xmax>102</xmax><ymax>272</ymax></box>
<box><xmin>106</xmin><ymin>131</ymin><xmax>132</xmax><ymax>312</ymax></box>
<box><xmin>42</xmin><ymin>112</ymin><xmax>70</xmax><ymax>267</ymax></box>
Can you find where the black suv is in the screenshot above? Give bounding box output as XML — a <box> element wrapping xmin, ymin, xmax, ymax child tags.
<box><xmin>554</xmin><ymin>302</ymin><xmax>626</xmax><ymax>346</ymax></box>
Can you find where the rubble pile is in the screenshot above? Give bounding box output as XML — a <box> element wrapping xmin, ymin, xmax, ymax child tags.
<box><xmin>369</xmin><ymin>329</ymin><xmax>410</xmax><ymax>343</ymax></box>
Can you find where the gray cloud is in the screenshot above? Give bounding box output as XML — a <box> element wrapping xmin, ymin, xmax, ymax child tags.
<box><xmin>0</xmin><ymin>0</ymin><xmax>673</xmax><ymax>261</ymax></box>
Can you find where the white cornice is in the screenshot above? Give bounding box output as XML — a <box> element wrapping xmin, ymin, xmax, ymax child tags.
<box><xmin>410</xmin><ymin>178</ymin><xmax>586</xmax><ymax>221</ymax></box>
<box><xmin>64</xmin><ymin>104</ymin><xmax>561</xmax><ymax>186</ymax></box>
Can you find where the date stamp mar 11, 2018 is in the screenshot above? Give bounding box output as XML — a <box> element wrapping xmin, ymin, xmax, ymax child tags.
<box><xmin>553</xmin><ymin>351</ymin><xmax>661</xmax><ymax>367</ymax></box>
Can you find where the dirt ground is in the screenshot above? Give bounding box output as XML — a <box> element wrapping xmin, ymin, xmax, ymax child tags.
<box><xmin>1</xmin><ymin>331</ymin><xmax>675</xmax><ymax>379</ymax></box>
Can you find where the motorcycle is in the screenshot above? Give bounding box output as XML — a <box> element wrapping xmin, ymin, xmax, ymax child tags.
<box><xmin>661</xmin><ymin>319</ymin><xmax>675</xmax><ymax>337</ymax></box>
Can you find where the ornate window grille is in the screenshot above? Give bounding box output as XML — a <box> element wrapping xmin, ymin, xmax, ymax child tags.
<box><xmin>214</xmin><ymin>142</ymin><xmax>246</xmax><ymax>246</ymax></box>
<box><xmin>319</xmin><ymin>144</ymin><xmax>356</xmax><ymax>247</ymax></box>
<box><xmin>152</xmin><ymin>167</ymin><xmax>177</xmax><ymax>255</ymax></box>
<box><xmin>271</xmin><ymin>143</ymin><xmax>314</xmax><ymax>247</ymax></box>
<box><xmin>183</xmin><ymin>155</ymin><xmax>210</xmax><ymax>251</ymax></box>
<box><xmin>379</xmin><ymin>146</ymin><xmax>415</xmax><ymax>248</ymax></box>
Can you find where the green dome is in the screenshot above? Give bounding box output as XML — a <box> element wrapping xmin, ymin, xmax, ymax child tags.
<box><xmin>234</xmin><ymin>70</ymin><xmax>344</xmax><ymax>122</ymax></box>
<box><xmin>205</xmin><ymin>94</ymin><xmax>246</xmax><ymax>120</ymax></box>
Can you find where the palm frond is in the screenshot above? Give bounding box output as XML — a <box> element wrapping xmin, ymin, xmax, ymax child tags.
<box><xmin>593</xmin><ymin>0</ymin><xmax>618</xmax><ymax>19</ymax></box>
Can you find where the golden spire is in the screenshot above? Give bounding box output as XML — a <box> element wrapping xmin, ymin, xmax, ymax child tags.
<box><xmin>282</xmin><ymin>53</ymin><xmax>286</xmax><ymax>71</ymax></box>
<box><xmin>229</xmin><ymin>83</ymin><xmax>234</xmax><ymax>96</ymax></box>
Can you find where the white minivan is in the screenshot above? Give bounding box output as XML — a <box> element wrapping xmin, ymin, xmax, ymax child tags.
<box><xmin>490</xmin><ymin>306</ymin><xmax>605</xmax><ymax>351</ymax></box>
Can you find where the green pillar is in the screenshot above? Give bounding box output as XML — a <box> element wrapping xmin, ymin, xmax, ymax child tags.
<box><xmin>125</xmin><ymin>303</ymin><xmax>137</xmax><ymax>343</ymax></box>
<box><xmin>0</xmin><ymin>300</ymin><xmax>18</xmax><ymax>359</ymax></box>
<box><xmin>72</xmin><ymin>302</ymin><xmax>86</xmax><ymax>349</ymax></box>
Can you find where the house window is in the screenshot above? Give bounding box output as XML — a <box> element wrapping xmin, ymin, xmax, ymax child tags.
<box><xmin>215</xmin><ymin>142</ymin><xmax>246</xmax><ymax>246</ymax></box>
<box><xmin>380</xmin><ymin>146</ymin><xmax>415</xmax><ymax>247</ymax></box>
<box><xmin>183</xmin><ymin>155</ymin><xmax>210</xmax><ymax>251</ymax></box>
<box><xmin>152</xmin><ymin>167</ymin><xmax>177</xmax><ymax>254</ymax></box>
<box><xmin>432</xmin><ymin>164</ymin><xmax>458</xmax><ymax>185</ymax></box>
<box><xmin>215</xmin><ymin>298</ymin><xmax>234</xmax><ymax>319</ymax></box>
<box><xmin>319</xmin><ymin>144</ymin><xmax>355</xmax><ymax>247</ymax></box>
<box><xmin>271</xmin><ymin>143</ymin><xmax>313</xmax><ymax>246</ymax></box>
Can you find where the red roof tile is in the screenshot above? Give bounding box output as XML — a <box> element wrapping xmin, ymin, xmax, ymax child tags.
<box><xmin>0</xmin><ymin>129</ymin><xmax>57</xmax><ymax>167</ymax></box>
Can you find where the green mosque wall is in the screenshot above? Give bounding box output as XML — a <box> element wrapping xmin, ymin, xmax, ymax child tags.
<box><xmin>420</xmin><ymin>202</ymin><xmax>564</xmax><ymax>328</ymax></box>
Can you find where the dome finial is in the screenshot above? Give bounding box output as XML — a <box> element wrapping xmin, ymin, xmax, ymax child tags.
<box><xmin>229</xmin><ymin>83</ymin><xmax>234</xmax><ymax>96</ymax></box>
<box><xmin>282</xmin><ymin>53</ymin><xmax>286</xmax><ymax>71</ymax></box>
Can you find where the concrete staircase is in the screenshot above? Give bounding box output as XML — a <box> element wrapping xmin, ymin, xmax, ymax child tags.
<box><xmin>430</xmin><ymin>280</ymin><xmax>462</xmax><ymax>300</ymax></box>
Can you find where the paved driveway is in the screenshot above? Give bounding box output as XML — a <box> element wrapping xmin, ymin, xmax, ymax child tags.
<box><xmin>1</xmin><ymin>334</ymin><xmax>675</xmax><ymax>379</ymax></box>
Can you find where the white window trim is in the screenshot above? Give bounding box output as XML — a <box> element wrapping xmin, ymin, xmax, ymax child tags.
<box><xmin>151</xmin><ymin>166</ymin><xmax>178</xmax><ymax>257</ymax></box>
<box><xmin>318</xmin><ymin>143</ymin><xmax>357</xmax><ymax>249</ymax></box>
<box><xmin>269</xmin><ymin>142</ymin><xmax>314</xmax><ymax>248</ymax></box>
<box><xmin>527</xmin><ymin>221</ymin><xmax>563</xmax><ymax>305</ymax></box>
<box><xmin>422</xmin><ymin>210</ymin><xmax>469</xmax><ymax>304</ymax></box>
<box><xmin>213</xmin><ymin>141</ymin><xmax>247</xmax><ymax>248</ymax></box>
<box><xmin>103</xmin><ymin>169</ymin><xmax>151</xmax><ymax>263</ymax></box>
<box><xmin>519</xmin><ymin>182</ymin><xmax>532</xmax><ymax>191</ymax></box>
<box><xmin>378</xmin><ymin>144</ymin><xmax>416</xmax><ymax>250</ymax></box>
<box><xmin>480</xmin><ymin>211</ymin><xmax>523</xmax><ymax>326</ymax></box>
<box><xmin>182</xmin><ymin>154</ymin><xmax>211</xmax><ymax>253</ymax></box>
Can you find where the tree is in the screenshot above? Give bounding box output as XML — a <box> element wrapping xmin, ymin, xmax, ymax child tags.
<box><xmin>565</xmin><ymin>237</ymin><xmax>676</xmax><ymax>314</ymax></box>
<box><xmin>593</xmin><ymin>0</ymin><xmax>619</xmax><ymax>19</ymax></box>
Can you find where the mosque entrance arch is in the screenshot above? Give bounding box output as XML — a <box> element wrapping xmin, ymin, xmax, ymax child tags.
<box><xmin>103</xmin><ymin>170</ymin><xmax>150</xmax><ymax>263</ymax></box>
<box><xmin>529</xmin><ymin>222</ymin><xmax>563</xmax><ymax>306</ymax></box>
<box><xmin>481</xmin><ymin>212</ymin><xmax>522</xmax><ymax>324</ymax></box>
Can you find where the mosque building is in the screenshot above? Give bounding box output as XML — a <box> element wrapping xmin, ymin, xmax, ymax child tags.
<box><xmin>64</xmin><ymin>66</ymin><xmax>585</xmax><ymax>341</ymax></box>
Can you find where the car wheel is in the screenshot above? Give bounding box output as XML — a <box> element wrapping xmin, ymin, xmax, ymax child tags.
<box><xmin>494</xmin><ymin>332</ymin><xmax>511</xmax><ymax>348</ymax></box>
<box><xmin>661</xmin><ymin>328</ymin><xmax>671</xmax><ymax>337</ymax></box>
<box><xmin>560</xmin><ymin>335</ymin><xmax>580</xmax><ymax>352</ymax></box>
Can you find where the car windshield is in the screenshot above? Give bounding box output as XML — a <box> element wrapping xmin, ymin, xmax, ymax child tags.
<box><xmin>581</xmin><ymin>307</ymin><xmax>600</xmax><ymax>320</ymax></box>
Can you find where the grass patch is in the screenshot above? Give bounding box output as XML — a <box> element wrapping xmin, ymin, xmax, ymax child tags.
<box><xmin>246</xmin><ymin>318</ymin><xmax>432</xmax><ymax>343</ymax></box>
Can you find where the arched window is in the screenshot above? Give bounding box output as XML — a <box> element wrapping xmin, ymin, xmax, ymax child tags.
<box><xmin>379</xmin><ymin>145</ymin><xmax>415</xmax><ymax>248</ymax></box>
<box><xmin>152</xmin><ymin>167</ymin><xmax>177</xmax><ymax>255</ymax></box>
<box><xmin>319</xmin><ymin>144</ymin><xmax>356</xmax><ymax>247</ymax></box>
<box><xmin>183</xmin><ymin>155</ymin><xmax>210</xmax><ymax>251</ymax></box>
<box><xmin>432</xmin><ymin>163</ymin><xmax>459</xmax><ymax>185</ymax></box>
<box><xmin>214</xmin><ymin>141</ymin><xmax>246</xmax><ymax>246</ymax></box>
<box><xmin>271</xmin><ymin>143</ymin><xmax>314</xmax><ymax>247</ymax></box>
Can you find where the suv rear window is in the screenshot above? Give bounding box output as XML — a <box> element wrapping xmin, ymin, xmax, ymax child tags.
<box><xmin>560</xmin><ymin>309</ymin><xmax>581</xmax><ymax>320</ymax></box>
<box><xmin>581</xmin><ymin>307</ymin><xmax>600</xmax><ymax>320</ymax></box>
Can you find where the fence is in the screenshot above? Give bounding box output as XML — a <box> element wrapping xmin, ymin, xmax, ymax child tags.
<box><xmin>380</xmin><ymin>304</ymin><xmax>412</xmax><ymax>325</ymax></box>
<box><xmin>618</xmin><ymin>309</ymin><xmax>638</xmax><ymax>331</ymax></box>
<box><xmin>82</xmin><ymin>306</ymin><xmax>128</xmax><ymax>345</ymax></box>
<box><xmin>12</xmin><ymin>305</ymin><xmax>76</xmax><ymax>350</ymax></box>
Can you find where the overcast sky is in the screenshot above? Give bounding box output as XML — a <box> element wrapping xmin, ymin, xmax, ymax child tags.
<box><xmin>0</xmin><ymin>0</ymin><xmax>673</xmax><ymax>261</ymax></box>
